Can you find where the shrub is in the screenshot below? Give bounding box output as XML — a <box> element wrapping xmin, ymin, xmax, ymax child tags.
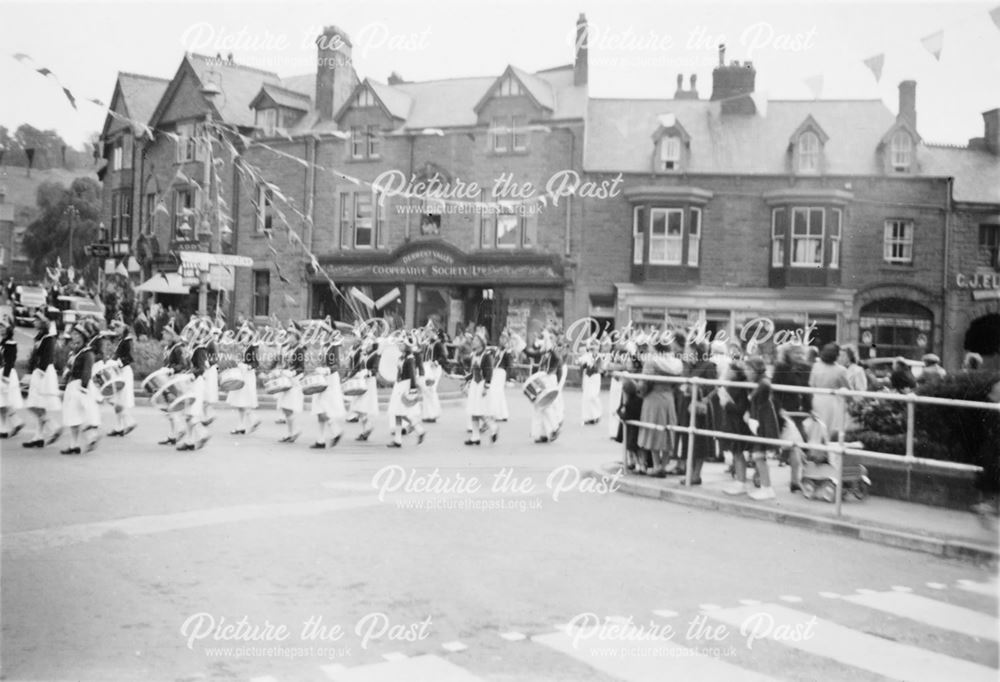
<box><xmin>914</xmin><ymin>371</ymin><xmax>1000</xmax><ymax>468</ymax></box>
<box><xmin>133</xmin><ymin>338</ymin><xmax>165</xmax><ymax>382</ymax></box>
<box><xmin>848</xmin><ymin>397</ymin><xmax>906</xmax><ymax>435</ymax></box>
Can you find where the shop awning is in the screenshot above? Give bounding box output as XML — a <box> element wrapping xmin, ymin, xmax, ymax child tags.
<box><xmin>135</xmin><ymin>272</ymin><xmax>190</xmax><ymax>295</ymax></box>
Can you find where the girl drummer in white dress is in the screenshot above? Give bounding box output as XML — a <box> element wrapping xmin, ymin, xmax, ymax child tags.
<box><xmin>0</xmin><ymin>315</ymin><xmax>25</xmax><ymax>439</ymax></box>
<box><xmin>277</xmin><ymin>323</ymin><xmax>306</xmax><ymax>443</ymax></box>
<box><xmin>580</xmin><ymin>339</ymin><xmax>604</xmax><ymax>425</ymax></box>
<box><xmin>22</xmin><ymin>308</ymin><xmax>62</xmax><ymax>448</ymax></box>
<box><xmin>488</xmin><ymin>331</ymin><xmax>514</xmax><ymax>423</ymax></box>
<box><xmin>228</xmin><ymin>322</ymin><xmax>262</xmax><ymax>435</ymax></box>
<box><xmin>465</xmin><ymin>329</ymin><xmax>498</xmax><ymax>446</ymax></box>
<box><xmin>107</xmin><ymin>319</ymin><xmax>137</xmax><ymax>437</ymax></box>
<box><xmin>201</xmin><ymin>321</ymin><xmax>221</xmax><ymax>427</ymax></box>
<box><xmin>309</xmin><ymin>328</ymin><xmax>347</xmax><ymax>449</ymax></box>
<box><xmin>86</xmin><ymin>331</ymin><xmax>112</xmax><ymax>435</ymax></box>
<box><xmin>420</xmin><ymin>328</ymin><xmax>448</xmax><ymax>423</ymax></box>
<box><xmin>177</xmin><ymin>338</ymin><xmax>211</xmax><ymax>451</ymax></box>
<box><xmin>59</xmin><ymin>319</ymin><xmax>101</xmax><ymax>455</ymax></box>
<box><xmin>159</xmin><ymin>324</ymin><xmax>188</xmax><ymax>446</ymax></box>
<box><xmin>387</xmin><ymin>335</ymin><xmax>426</xmax><ymax>448</ymax></box>
<box><xmin>350</xmin><ymin>336</ymin><xmax>380</xmax><ymax>441</ymax></box>
<box><xmin>526</xmin><ymin>330</ymin><xmax>564</xmax><ymax>444</ymax></box>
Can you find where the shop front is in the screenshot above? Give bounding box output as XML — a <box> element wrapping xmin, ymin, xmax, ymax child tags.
<box><xmin>614</xmin><ymin>283</ymin><xmax>855</xmax><ymax>361</ymax></box>
<box><xmin>311</xmin><ymin>240</ymin><xmax>567</xmax><ymax>344</ymax></box>
<box><xmin>945</xmin><ymin>270</ymin><xmax>1000</xmax><ymax>371</ymax></box>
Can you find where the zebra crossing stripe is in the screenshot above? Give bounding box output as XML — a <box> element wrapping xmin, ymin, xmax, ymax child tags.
<box><xmin>322</xmin><ymin>654</ymin><xmax>486</xmax><ymax>681</ymax></box>
<box><xmin>957</xmin><ymin>580</ymin><xmax>1000</xmax><ymax>599</ymax></box>
<box><xmin>532</xmin><ymin>629</ymin><xmax>776</xmax><ymax>681</ymax></box>
<box><xmin>707</xmin><ymin>603</ymin><xmax>998</xmax><ymax>682</ymax></box>
<box><xmin>842</xmin><ymin>590</ymin><xmax>999</xmax><ymax>641</ymax></box>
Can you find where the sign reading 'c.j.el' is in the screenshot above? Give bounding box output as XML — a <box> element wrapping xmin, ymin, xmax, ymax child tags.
<box><xmin>955</xmin><ymin>272</ymin><xmax>1000</xmax><ymax>301</ymax></box>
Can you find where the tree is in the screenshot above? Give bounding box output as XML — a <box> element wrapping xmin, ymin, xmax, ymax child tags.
<box><xmin>21</xmin><ymin>176</ymin><xmax>102</xmax><ymax>281</ymax></box>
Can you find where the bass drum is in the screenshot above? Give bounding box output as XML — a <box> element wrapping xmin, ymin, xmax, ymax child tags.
<box><xmin>377</xmin><ymin>344</ymin><xmax>402</xmax><ymax>387</ymax></box>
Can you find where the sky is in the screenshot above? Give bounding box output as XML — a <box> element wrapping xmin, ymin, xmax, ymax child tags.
<box><xmin>0</xmin><ymin>0</ymin><xmax>998</xmax><ymax>148</ymax></box>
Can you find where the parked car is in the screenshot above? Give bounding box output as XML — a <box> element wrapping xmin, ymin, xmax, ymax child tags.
<box><xmin>56</xmin><ymin>295</ymin><xmax>105</xmax><ymax>326</ymax></box>
<box><xmin>12</xmin><ymin>285</ymin><xmax>48</xmax><ymax>326</ymax></box>
<box><xmin>862</xmin><ymin>357</ymin><xmax>925</xmax><ymax>388</ymax></box>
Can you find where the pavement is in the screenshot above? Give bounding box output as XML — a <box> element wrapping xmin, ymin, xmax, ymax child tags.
<box><xmin>600</xmin><ymin>455</ymin><xmax>999</xmax><ymax>561</ymax></box>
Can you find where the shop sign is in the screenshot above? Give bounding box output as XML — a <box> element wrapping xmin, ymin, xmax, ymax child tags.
<box><xmin>955</xmin><ymin>272</ymin><xmax>1000</xmax><ymax>300</ymax></box>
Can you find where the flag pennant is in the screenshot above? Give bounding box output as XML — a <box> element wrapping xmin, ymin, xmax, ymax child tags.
<box><xmin>863</xmin><ymin>53</ymin><xmax>885</xmax><ymax>83</ymax></box>
<box><xmin>803</xmin><ymin>74</ymin><xmax>824</xmax><ymax>99</ymax></box>
<box><xmin>62</xmin><ymin>87</ymin><xmax>77</xmax><ymax>109</ymax></box>
<box><xmin>921</xmin><ymin>30</ymin><xmax>944</xmax><ymax>61</ymax></box>
<box><xmin>36</xmin><ymin>67</ymin><xmax>52</xmax><ymax>77</ymax></box>
<box><xmin>12</xmin><ymin>52</ymin><xmax>32</xmax><ymax>63</ymax></box>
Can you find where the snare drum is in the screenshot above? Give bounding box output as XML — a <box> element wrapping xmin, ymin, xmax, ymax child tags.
<box><xmin>264</xmin><ymin>371</ymin><xmax>293</xmax><ymax>394</ymax></box>
<box><xmin>218</xmin><ymin>367</ymin><xmax>245</xmax><ymax>392</ymax></box>
<box><xmin>92</xmin><ymin>364</ymin><xmax>126</xmax><ymax>397</ymax></box>
<box><xmin>341</xmin><ymin>372</ymin><xmax>368</xmax><ymax>397</ymax></box>
<box><xmin>300</xmin><ymin>370</ymin><xmax>329</xmax><ymax>396</ymax></box>
<box><xmin>142</xmin><ymin>367</ymin><xmax>174</xmax><ymax>396</ymax></box>
<box><xmin>401</xmin><ymin>388</ymin><xmax>422</xmax><ymax>408</ymax></box>
<box><xmin>153</xmin><ymin>376</ymin><xmax>196</xmax><ymax>412</ymax></box>
<box><xmin>523</xmin><ymin>371</ymin><xmax>558</xmax><ymax>408</ymax></box>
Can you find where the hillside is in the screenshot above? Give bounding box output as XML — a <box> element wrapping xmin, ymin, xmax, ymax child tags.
<box><xmin>0</xmin><ymin>165</ymin><xmax>100</xmax><ymax>216</ymax></box>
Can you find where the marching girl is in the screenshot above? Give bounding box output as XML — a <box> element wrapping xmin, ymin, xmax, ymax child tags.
<box><xmin>59</xmin><ymin>320</ymin><xmax>101</xmax><ymax>455</ymax></box>
<box><xmin>489</xmin><ymin>331</ymin><xmax>515</xmax><ymax>423</ymax></box>
<box><xmin>277</xmin><ymin>323</ymin><xmax>306</xmax><ymax>443</ymax></box>
<box><xmin>159</xmin><ymin>324</ymin><xmax>188</xmax><ymax>446</ymax></box>
<box><xmin>201</xmin><ymin>321</ymin><xmax>221</xmax><ymax>427</ymax></box>
<box><xmin>420</xmin><ymin>328</ymin><xmax>448</xmax><ymax>423</ymax></box>
<box><xmin>228</xmin><ymin>322</ymin><xmax>262</xmax><ymax>435</ymax></box>
<box><xmin>580</xmin><ymin>339</ymin><xmax>603</xmax><ymax>425</ymax></box>
<box><xmin>309</xmin><ymin>330</ymin><xmax>347</xmax><ymax>449</ymax></box>
<box><xmin>526</xmin><ymin>330</ymin><xmax>564</xmax><ymax>444</ymax></box>
<box><xmin>387</xmin><ymin>336</ymin><xmax>426</xmax><ymax>448</ymax></box>
<box><xmin>350</xmin><ymin>336</ymin><xmax>380</xmax><ymax>441</ymax></box>
<box><xmin>22</xmin><ymin>308</ymin><xmax>62</xmax><ymax>448</ymax></box>
<box><xmin>464</xmin><ymin>330</ymin><xmax>497</xmax><ymax>446</ymax></box>
<box><xmin>107</xmin><ymin>319</ymin><xmax>137</xmax><ymax>437</ymax></box>
<box><xmin>0</xmin><ymin>316</ymin><xmax>25</xmax><ymax>438</ymax></box>
<box><xmin>86</xmin><ymin>331</ymin><xmax>113</xmax><ymax>436</ymax></box>
<box><xmin>178</xmin><ymin>337</ymin><xmax>211</xmax><ymax>451</ymax></box>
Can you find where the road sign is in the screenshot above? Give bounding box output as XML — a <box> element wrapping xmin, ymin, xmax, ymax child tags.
<box><xmin>86</xmin><ymin>244</ymin><xmax>112</xmax><ymax>258</ymax></box>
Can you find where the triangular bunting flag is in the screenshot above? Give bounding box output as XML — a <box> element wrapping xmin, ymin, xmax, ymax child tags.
<box><xmin>12</xmin><ymin>53</ymin><xmax>32</xmax><ymax>63</ymax></box>
<box><xmin>803</xmin><ymin>74</ymin><xmax>824</xmax><ymax>99</ymax></box>
<box><xmin>62</xmin><ymin>87</ymin><xmax>77</xmax><ymax>109</ymax></box>
<box><xmin>750</xmin><ymin>90</ymin><xmax>768</xmax><ymax>117</ymax></box>
<box><xmin>36</xmin><ymin>67</ymin><xmax>52</xmax><ymax>77</ymax></box>
<box><xmin>87</xmin><ymin>97</ymin><xmax>105</xmax><ymax>107</ymax></box>
<box><xmin>863</xmin><ymin>53</ymin><xmax>885</xmax><ymax>83</ymax></box>
<box><xmin>921</xmin><ymin>30</ymin><xmax>944</xmax><ymax>61</ymax></box>
<box><xmin>116</xmin><ymin>261</ymin><xmax>129</xmax><ymax>277</ymax></box>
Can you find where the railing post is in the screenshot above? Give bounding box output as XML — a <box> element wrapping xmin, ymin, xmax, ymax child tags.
<box><xmin>685</xmin><ymin>379</ymin><xmax>698</xmax><ymax>488</ymax></box>
<box><xmin>905</xmin><ymin>397</ymin><xmax>915</xmax><ymax>501</ymax></box>
<box><xmin>835</xmin><ymin>429</ymin><xmax>845</xmax><ymax>517</ymax></box>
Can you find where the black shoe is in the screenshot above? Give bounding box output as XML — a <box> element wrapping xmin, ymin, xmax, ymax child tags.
<box><xmin>330</xmin><ymin>434</ymin><xmax>342</xmax><ymax>447</ymax></box>
<box><xmin>86</xmin><ymin>439</ymin><xmax>99</xmax><ymax>453</ymax></box>
<box><xmin>0</xmin><ymin>432</ymin><xmax>8</xmax><ymax>439</ymax></box>
<box><xmin>176</xmin><ymin>443</ymin><xmax>195</xmax><ymax>451</ymax></box>
<box><xmin>534</xmin><ymin>437</ymin><xmax>549</xmax><ymax>444</ymax></box>
<box><xmin>549</xmin><ymin>430</ymin><xmax>560</xmax><ymax>442</ymax></box>
<box><xmin>310</xmin><ymin>442</ymin><xmax>327</xmax><ymax>449</ymax></box>
<box><xmin>386</xmin><ymin>442</ymin><xmax>402</xmax><ymax>448</ymax></box>
<box><xmin>346</xmin><ymin>415</ymin><xmax>360</xmax><ymax>423</ymax></box>
<box><xmin>491</xmin><ymin>431</ymin><xmax>498</xmax><ymax>443</ymax></box>
<box><xmin>230</xmin><ymin>429</ymin><xmax>246</xmax><ymax>435</ymax></box>
<box><xmin>23</xmin><ymin>439</ymin><xmax>44</xmax><ymax>448</ymax></box>
<box><xmin>60</xmin><ymin>447</ymin><xmax>81</xmax><ymax>455</ymax></box>
<box><xmin>356</xmin><ymin>430</ymin><xmax>371</xmax><ymax>442</ymax></box>
<box><xmin>203</xmin><ymin>416</ymin><xmax>215</xmax><ymax>427</ymax></box>
<box><xmin>107</xmin><ymin>430</ymin><xmax>124</xmax><ymax>438</ymax></box>
<box><xmin>159</xmin><ymin>437</ymin><xmax>177</xmax><ymax>446</ymax></box>
<box><xmin>249</xmin><ymin>421</ymin><xmax>261</xmax><ymax>434</ymax></box>
<box><xmin>10</xmin><ymin>422</ymin><xmax>24</xmax><ymax>438</ymax></box>
<box><xmin>122</xmin><ymin>423</ymin><xmax>137</xmax><ymax>436</ymax></box>
<box><xmin>45</xmin><ymin>428</ymin><xmax>62</xmax><ymax>445</ymax></box>
<box><xmin>680</xmin><ymin>478</ymin><xmax>703</xmax><ymax>486</ymax></box>
<box><xmin>422</xmin><ymin>419</ymin><xmax>437</xmax><ymax>423</ymax></box>
<box><xmin>790</xmin><ymin>483</ymin><xmax>803</xmax><ymax>493</ymax></box>
<box><xmin>417</xmin><ymin>432</ymin><xmax>425</xmax><ymax>445</ymax></box>
<box><xmin>464</xmin><ymin>440</ymin><xmax>480</xmax><ymax>446</ymax></box>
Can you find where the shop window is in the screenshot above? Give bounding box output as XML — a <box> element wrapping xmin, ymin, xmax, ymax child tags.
<box><xmin>859</xmin><ymin>299</ymin><xmax>933</xmax><ymax>360</ymax></box>
<box><xmin>980</xmin><ymin>224</ymin><xmax>1000</xmax><ymax>269</ymax></box>
<box><xmin>883</xmin><ymin>219</ymin><xmax>913</xmax><ymax>264</ymax></box>
<box><xmin>253</xmin><ymin>270</ymin><xmax>270</xmax><ymax>317</ymax></box>
<box><xmin>630</xmin><ymin>306</ymin><xmax>666</xmax><ymax>327</ymax></box>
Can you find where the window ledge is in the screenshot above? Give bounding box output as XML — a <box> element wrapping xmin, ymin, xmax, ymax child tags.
<box><xmin>346</xmin><ymin>156</ymin><xmax>382</xmax><ymax>163</ymax></box>
<box><xmin>488</xmin><ymin>149</ymin><xmax>531</xmax><ymax>157</ymax></box>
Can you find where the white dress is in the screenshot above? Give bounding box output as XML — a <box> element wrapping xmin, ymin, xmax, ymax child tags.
<box><xmin>350</xmin><ymin>370</ymin><xmax>379</xmax><ymax>417</ymax></box>
<box><xmin>226</xmin><ymin>365</ymin><xmax>259</xmax><ymax>409</ymax></box>
<box><xmin>26</xmin><ymin>366</ymin><xmax>60</xmax><ymax>412</ymax></box>
<box><xmin>606</xmin><ymin>375</ymin><xmax>623</xmax><ymax>438</ymax></box>
<box><xmin>487</xmin><ymin>350</ymin><xmax>510</xmax><ymax>420</ymax></box>
<box><xmin>310</xmin><ymin>370</ymin><xmax>347</xmax><ymax>419</ymax></box>
<box><xmin>275</xmin><ymin>373</ymin><xmax>304</xmax><ymax>413</ymax></box>
<box><xmin>465</xmin><ymin>352</ymin><xmax>488</xmax><ymax>418</ymax></box>
<box><xmin>580</xmin><ymin>354</ymin><xmax>603</xmax><ymax>423</ymax></box>
<box><xmin>420</xmin><ymin>361</ymin><xmax>442</xmax><ymax>421</ymax></box>
<box><xmin>203</xmin><ymin>365</ymin><xmax>220</xmax><ymax>404</ymax></box>
<box><xmin>115</xmin><ymin>363</ymin><xmax>136</xmax><ymax>410</ymax></box>
<box><xmin>0</xmin><ymin>368</ymin><xmax>24</xmax><ymax>410</ymax></box>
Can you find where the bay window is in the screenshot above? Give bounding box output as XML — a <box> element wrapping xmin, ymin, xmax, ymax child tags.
<box><xmin>791</xmin><ymin>207</ymin><xmax>824</xmax><ymax>267</ymax></box>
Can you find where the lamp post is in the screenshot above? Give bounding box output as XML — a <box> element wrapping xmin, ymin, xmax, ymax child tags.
<box><xmin>64</xmin><ymin>205</ymin><xmax>79</xmax><ymax>271</ymax></box>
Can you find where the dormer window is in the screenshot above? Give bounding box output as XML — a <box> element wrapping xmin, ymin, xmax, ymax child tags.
<box><xmin>356</xmin><ymin>88</ymin><xmax>375</xmax><ymax>108</ymax></box>
<box><xmin>255</xmin><ymin>108</ymin><xmax>277</xmax><ymax>137</ymax></box>
<box><xmin>890</xmin><ymin>131</ymin><xmax>913</xmax><ymax>171</ymax></box>
<box><xmin>660</xmin><ymin>137</ymin><xmax>681</xmax><ymax>171</ymax></box>
<box><xmin>497</xmin><ymin>74</ymin><xmax>523</xmax><ymax>97</ymax></box>
<box><xmin>797</xmin><ymin>132</ymin><xmax>820</xmax><ymax>173</ymax></box>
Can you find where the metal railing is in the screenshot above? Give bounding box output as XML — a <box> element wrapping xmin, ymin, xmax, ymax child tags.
<box><xmin>614</xmin><ymin>371</ymin><xmax>1000</xmax><ymax>516</ymax></box>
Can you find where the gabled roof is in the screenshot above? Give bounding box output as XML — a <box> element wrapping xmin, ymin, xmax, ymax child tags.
<box><xmin>334</xmin><ymin>79</ymin><xmax>412</xmax><ymax>122</ymax></box>
<box><xmin>652</xmin><ymin>114</ymin><xmax>691</xmax><ymax>143</ymax></box>
<box><xmin>789</xmin><ymin>114</ymin><xmax>829</xmax><ymax>145</ymax></box>
<box><xmin>584</xmin><ymin>98</ymin><xmax>902</xmax><ymax>175</ymax></box>
<box><xmin>473</xmin><ymin>65</ymin><xmax>555</xmax><ymax>114</ymax></box>
<box><xmin>101</xmin><ymin>73</ymin><xmax>169</xmax><ymax>138</ymax></box>
<box><xmin>249</xmin><ymin>83</ymin><xmax>311</xmax><ymax>112</ymax></box>
<box><xmin>923</xmin><ymin>144</ymin><xmax>1000</xmax><ymax>205</ymax></box>
<box><xmin>879</xmin><ymin>118</ymin><xmax>922</xmax><ymax>146</ymax></box>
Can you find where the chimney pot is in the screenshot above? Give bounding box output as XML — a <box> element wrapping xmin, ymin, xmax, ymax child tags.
<box><xmin>983</xmin><ymin>108</ymin><xmax>1000</xmax><ymax>155</ymax></box>
<box><xmin>898</xmin><ymin>80</ymin><xmax>917</xmax><ymax>130</ymax></box>
<box><xmin>574</xmin><ymin>14</ymin><xmax>589</xmax><ymax>86</ymax></box>
<box><xmin>718</xmin><ymin>43</ymin><xmax>726</xmax><ymax>67</ymax></box>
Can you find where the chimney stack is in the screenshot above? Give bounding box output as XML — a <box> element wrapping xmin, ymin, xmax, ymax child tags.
<box><xmin>674</xmin><ymin>73</ymin><xmax>699</xmax><ymax>100</ymax></box>
<box><xmin>316</xmin><ymin>26</ymin><xmax>353</xmax><ymax>121</ymax></box>
<box><xmin>387</xmin><ymin>71</ymin><xmax>406</xmax><ymax>86</ymax></box>
<box><xmin>898</xmin><ymin>80</ymin><xmax>917</xmax><ymax>130</ymax></box>
<box><xmin>983</xmin><ymin>108</ymin><xmax>1000</xmax><ymax>155</ymax></box>
<box><xmin>711</xmin><ymin>50</ymin><xmax>756</xmax><ymax>103</ymax></box>
<box><xmin>718</xmin><ymin>43</ymin><xmax>726</xmax><ymax>67</ymax></box>
<box><xmin>574</xmin><ymin>13</ymin><xmax>588</xmax><ymax>87</ymax></box>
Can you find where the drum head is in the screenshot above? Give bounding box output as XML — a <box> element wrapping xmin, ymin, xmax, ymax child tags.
<box><xmin>377</xmin><ymin>345</ymin><xmax>403</xmax><ymax>386</ymax></box>
<box><xmin>536</xmin><ymin>389</ymin><xmax>559</xmax><ymax>408</ymax></box>
<box><xmin>168</xmin><ymin>394</ymin><xmax>196</xmax><ymax>412</ymax></box>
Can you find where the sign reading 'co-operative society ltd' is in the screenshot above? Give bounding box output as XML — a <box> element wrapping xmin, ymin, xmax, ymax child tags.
<box><xmin>322</xmin><ymin>262</ymin><xmax>563</xmax><ymax>283</ymax></box>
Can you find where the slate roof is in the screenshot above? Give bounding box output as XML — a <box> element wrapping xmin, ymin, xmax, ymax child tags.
<box><xmin>117</xmin><ymin>73</ymin><xmax>169</xmax><ymax>125</ymax></box>
<box><xmin>923</xmin><ymin>144</ymin><xmax>1000</xmax><ymax>205</ymax></box>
